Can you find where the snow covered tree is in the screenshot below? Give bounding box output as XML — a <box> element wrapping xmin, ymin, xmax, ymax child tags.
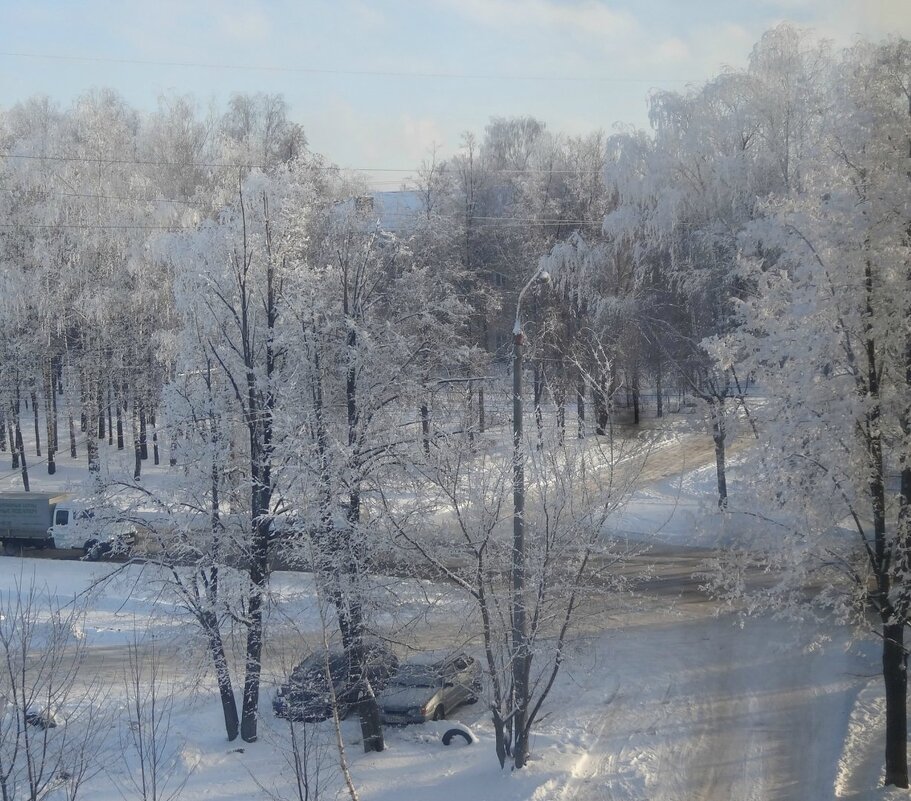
<box><xmin>385</xmin><ymin>427</ymin><xmax>646</xmax><ymax>769</ymax></box>
<box><xmin>168</xmin><ymin>166</ymin><xmax>294</xmax><ymax>743</ymax></box>
<box><xmin>280</xmin><ymin>172</ymin><xmax>467</xmax><ymax>752</ymax></box>
<box><xmin>710</xmin><ymin>37</ymin><xmax>911</xmax><ymax>788</ymax></box>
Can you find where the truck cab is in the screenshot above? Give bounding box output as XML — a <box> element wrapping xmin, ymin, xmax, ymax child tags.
<box><xmin>49</xmin><ymin>505</ymin><xmax>135</xmax><ymax>559</ymax></box>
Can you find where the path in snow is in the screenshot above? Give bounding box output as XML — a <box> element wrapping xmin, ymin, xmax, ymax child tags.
<box><xmin>558</xmin><ymin>604</ymin><xmax>871</xmax><ymax>801</ymax></box>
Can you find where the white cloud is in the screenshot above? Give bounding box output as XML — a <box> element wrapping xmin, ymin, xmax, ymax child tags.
<box><xmin>651</xmin><ymin>37</ymin><xmax>691</xmax><ymax>65</ymax></box>
<box><xmin>758</xmin><ymin>0</ymin><xmax>911</xmax><ymax>40</ymax></box>
<box><xmin>214</xmin><ymin>7</ymin><xmax>272</xmax><ymax>43</ymax></box>
<box><xmin>306</xmin><ymin>100</ymin><xmax>446</xmax><ymax>180</ymax></box>
<box><xmin>400</xmin><ymin>115</ymin><xmax>448</xmax><ymax>162</ymax></box>
<box><xmin>344</xmin><ymin>0</ymin><xmax>387</xmax><ymax>30</ymax></box>
<box><xmin>438</xmin><ymin>0</ymin><xmax>640</xmax><ymax>42</ymax></box>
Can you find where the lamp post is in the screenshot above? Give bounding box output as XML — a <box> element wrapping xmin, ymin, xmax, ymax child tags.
<box><xmin>511</xmin><ymin>264</ymin><xmax>549</xmax><ymax>768</ymax></box>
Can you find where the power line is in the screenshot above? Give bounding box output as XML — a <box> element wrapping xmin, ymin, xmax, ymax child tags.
<box><xmin>0</xmin><ymin>214</ymin><xmax>602</xmax><ymax>232</ymax></box>
<box><xmin>0</xmin><ymin>222</ymin><xmax>187</xmax><ymax>231</ymax></box>
<box><xmin>0</xmin><ymin>50</ymin><xmax>694</xmax><ymax>84</ymax></box>
<box><xmin>0</xmin><ymin>150</ymin><xmax>606</xmax><ymax>176</ymax></box>
<box><xmin>0</xmin><ymin>186</ymin><xmax>604</xmax><ymax>226</ymax></box>
<box><xmin>0</xmin><ymin>187</ymin><xmax>198</xmax><ymax>205</ymax></box>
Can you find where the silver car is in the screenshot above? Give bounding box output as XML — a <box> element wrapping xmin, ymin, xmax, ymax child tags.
<box><xmin>378</xmin><ymin>653</ymin><xmax>482</xmax><ymax>724</ymax></box>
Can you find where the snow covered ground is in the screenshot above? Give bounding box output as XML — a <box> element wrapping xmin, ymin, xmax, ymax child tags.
<box><xmin>0</xmin><ymin>415</ymin><xmax>900</xmax><ymax>800</ymax></box>
<box><xmin>0</xmin><ymin>550</ymin><xmax>891</xmax><ymax>800</ymax></box>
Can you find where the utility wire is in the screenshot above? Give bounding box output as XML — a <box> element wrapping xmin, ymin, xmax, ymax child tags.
<box><xmin>0</xmin><ymin>187</ymin><xmax>603</xmax><ymax>216</ymax></box>
<box><xmin>0</xmin><ymin>216</ymin><xmax>602</xmax><ymax>231</ymax></box>
<box><xmin>0</xmin><ymin>187</ymin><xmax>198</xmax><ymax>205</ymax></box>
<box><xmin>0</xmin><ymin>150</ymin><xmax>607</xmax><ymax>175</ymax></box>
<box><xmin>0</xmin><ymin>50</ymin><xmax>694</xmax><ymax>84</ymax></box>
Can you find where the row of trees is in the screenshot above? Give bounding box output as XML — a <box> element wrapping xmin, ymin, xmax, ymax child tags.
<box><xmin>1</xmin><ymin>22</ymin><xmax>909</xmax><ymax>789</ymax></box>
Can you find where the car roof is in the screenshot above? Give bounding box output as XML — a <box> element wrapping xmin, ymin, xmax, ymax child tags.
<box><xmin>399</xmin><ymin>650</ymin><xmax>473</xmax><ymax>669</ymax></box>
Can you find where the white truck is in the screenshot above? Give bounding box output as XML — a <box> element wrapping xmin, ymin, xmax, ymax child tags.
<box><xmin>0</xmin><ymin>492</ymin><xmax>133</xmax><ymax>558</ymax></box>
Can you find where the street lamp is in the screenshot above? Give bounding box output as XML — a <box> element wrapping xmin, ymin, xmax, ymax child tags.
<box><xmin>510</xmin><ymin>264</ymin><xmax>550</xmax><ymax>768</ymax></box>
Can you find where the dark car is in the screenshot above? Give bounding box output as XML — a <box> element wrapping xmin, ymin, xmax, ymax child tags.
<box><xmin>273</xmin><ymin>642</ymin><xmax>399</xmax><ymax>722</ymax></box>
<box><xmin>378</xmin><ymin>652</ymin><xmax>482</xmax><ymax>724</ymax></box>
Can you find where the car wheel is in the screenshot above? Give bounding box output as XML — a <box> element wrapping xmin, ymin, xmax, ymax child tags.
<box><xmin>432</xmin><ymin>705</ymin><xmax>445</xmax><ymax>721</ymax></box>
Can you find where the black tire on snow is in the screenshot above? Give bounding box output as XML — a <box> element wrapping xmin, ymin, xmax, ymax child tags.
<box><xmin>442</xmin><ymin>728</ymin><xmax>473</xmax><ymax>746</ymax></box>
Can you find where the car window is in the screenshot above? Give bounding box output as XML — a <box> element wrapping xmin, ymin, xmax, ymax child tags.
<box><xmin>391</xmin><ymin>666</ymin><xmax>437</xmax><ymax>687</ymax></box>
<box><xmin>54</xmin><ymin>509</ymin><xmax>69</xmax><ymax>526</ymax></box>
<box><xmin>291</xmin><ymin>653</ymin><xmax>334</xmax><ymax>682</ymax></box>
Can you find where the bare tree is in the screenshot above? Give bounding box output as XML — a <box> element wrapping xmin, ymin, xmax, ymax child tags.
<box><xmin>384</xmin><ymin>428</ymin><xmax>648</xmax><ymax>768</ymax></box>
<box><xmin>0</xmin><ymin>581</ymin><xmax>108</xmax><ymax>801</ymax></box>
<box><xmin>117</xmin><ymin>636</ymin><xmax>195</xmax><ymax>801</ymax></box>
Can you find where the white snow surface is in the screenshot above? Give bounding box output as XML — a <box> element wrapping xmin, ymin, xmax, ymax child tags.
<box><xmin>0</xmin><ymin>554</ymin><xmax>888</xmax><ymax>801</ymax></box>
<box><xmin>0</xmin><ymin>416</ymin><xmax>896</xmax><ymax>799</ymax></box>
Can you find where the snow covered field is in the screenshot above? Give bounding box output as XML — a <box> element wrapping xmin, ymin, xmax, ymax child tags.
<box><xmin>0</xmin><ymin>405</ymin><xmax>897</xmax><ymax>800</ymax></box>
<box><xmin>0</xmin><ymin>549</ymin><xmax>890</xmax><ymax>801</ymax></box>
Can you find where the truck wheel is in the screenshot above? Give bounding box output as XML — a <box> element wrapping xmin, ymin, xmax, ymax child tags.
<box><xmin>2</xmin><ymin>540</ymin><xmax>19</xmax><ymax>557</ymax></box>
<box><xmin>83</xmin><ymin>539</ymin><xmax>101</xmax><ymax>561</ymax></box>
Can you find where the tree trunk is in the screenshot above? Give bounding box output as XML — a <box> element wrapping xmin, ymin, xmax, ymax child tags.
<box><xmin>240</xmin><ymin>221</ymin><xmax>279</xmax><ymax>744</ymax></box>
<box><xmin>533</xmin><ymin>363</ymin><xmax>544</xmax><ymax>451</ymax></box>
<box><xmin>139</xmin><ymin>404</ymin><xmax>148</xmax><ymax>460</ymax></box>
<box><xmin>576</xmin><ymin>374</ymin><xmax>585</xmax><ymax>439</ymax></box>
<box><xmin>478</xmin><ymin>386</ymin><xmax>486</xmax><ymax>433</ymax></box>
<box><xmin>15</xmin><ymin>421</ymin><xmax>29</xmax><ymax>491</ymax></box>
<box><xmin>420</xmin><ymin>402</ymin><xmax>430</xmax><ymax>455</ymax></box>
<box><xmin>0</xmin><ymin>414</ymin><xmax>6</xmax><ymax>451</ymax></box>
<box><xmin>656</xmin><ymin>360</ymin><xmax>663</xmax><ymax>418</ymax></box>
<box><xmin>116</xmin><ymin>397</ymin><xmax>124</xmax><ymax>450</ymax></box>
<box><xmin>632</xmin><ymin>370</ymin><xmax>640</xmax><ymax>425</ymax></box>
<box><xmin>50</xmin><ymin>362</ymin><xmax>60</xmax><ymax>451</ymax></box>
<box><xmin>87</xmin><ymin>431</ymin><xmax>99</xmax><ymax>473</ymax></box>
<box><xmin>343</xmin><ymin>318</ymin><xmax>384</xmax><ymax>753</ymax></box>
<box><xmin>132</xmin><ymin>407</ymin><xmax>142</xmax><ymax>481</ymax></box>
<box><xmin>555</xmin><ymin>383</ymin><xmax>566</xmax><ymax>446</ymax></box>
<box><xmin>466</xmin><ymin>380</ymin><xmax>475</xmax><ymax>447</ymax></box>
<box><xmin>9</xmin><ymin>422</ymin><xmax>19</xmax><ymax>469</ymax></box>
<box><xmin>204</xmin><ymin>612</ymin><xmax>240</xmax><ymax>742</ymax></box>
<box><xmin>882</xmin><ymin>621</ymin><xmax>909</xmax><ymax>787</ymax></box>
<box><xmin>709</xmin><ymin>399</ymin><xmax>727</xmax><ymax>509</ymax></box>
<box><xmin>512</xmin><ymin>331</ymin><xmax>529</xmax><ymax>769</ymax></box>
<box><xmin>68</xmin><ymin>415</ymin><xmax>77</xmax><ymax>458</ymax></box>
<box><xmin>492</xmin><ymin>707</ymin><xmax>509</xmax><ymax>768</ymax></box>
<box><xmin>50</xmin><ymin>366</ymin><xmax>58</xmax><ymax>450</ymax></box>
<box><xmin>240</xmin><ymin>524</ymin><xmax>268</xmax><ymax>742</ymax></box>
<box><xmin>44</xmin><ymin>371</ymin><xmax>55</xmax><ymax>475</ymax></box>
<box><xmin>593</xmin><ymin>378</ymin><xmax>608</xmax><ymax>437</ymax></box>
<box><xmin>31</xmin><ymin>391</ymin><xmax>40</xmax><ymax>457</ymax></box>
<box><xmin>608</xmin><ymin>368</ymin><xmax>618</xmax><ymax>437</ymax></box>
<box><xmin>240</xmin><ymin>399</ymin><xmax>272</xmax><ymax>744</ymax></box>
<box><xmin>106</xmin><ymin>385</ymin><xmax>113</xmax><ymax>446</ymax></box>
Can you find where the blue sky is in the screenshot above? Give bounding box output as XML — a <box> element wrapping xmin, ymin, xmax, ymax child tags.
<box><xmin>2</xmin><ymin>1</ymin><xmax>907</xmax><ymax>188</ymax></box>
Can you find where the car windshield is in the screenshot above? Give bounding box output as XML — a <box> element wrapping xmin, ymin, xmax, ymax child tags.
<box><xmin>291</xmin><ymin>653</ymin><xmax>343</xmax><ymax>682</ymax></box>
<box><xmin>390</xmin><ymin>666</ymin><xmax>439</xmax><ymax>688</ymax></box>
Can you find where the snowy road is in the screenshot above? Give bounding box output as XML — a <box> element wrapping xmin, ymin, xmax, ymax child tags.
<box><xmin>68</xmin><ymin>561</ymin><xmax>869</xmax><ymax>801</ymax></box>
<box><xmin>557</xmin><ymin>604</ymin><xmax>871</xmax><ymax>801</ymax></box>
